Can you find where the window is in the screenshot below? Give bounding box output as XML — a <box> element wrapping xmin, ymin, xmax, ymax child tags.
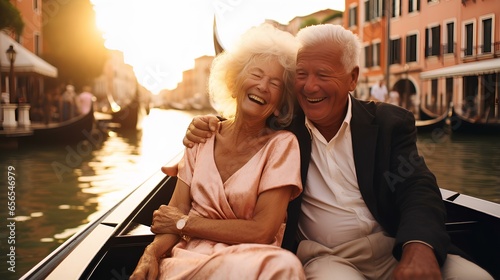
<box><xmin>364</xmin><ymin>45</ymin><xmax>372</xmax><ymax>68</ymax></box>
<box><xmin>364</xmin><ymin>0</ymin><xmax>370</xmax><ymax>22</ymax></box>
<box><xmin>373</xmin><ymin>42</ymin><xmax>381</xmax><ymax>67</ymax></box>
<box><xmin>444</xmin><ymin>22</ymin><xmax>455</xmax><ymax>54</ymax></box>
<box><xmin>392</xmin><ymin>0</ymin><xmax>402</xmax><ymax>18</ymax></box>
<box><xmin>390</xmin><ymin>38</ymin><xmax>401</xmax><ymax>65</ymax></box>
<box><xmin>364</xmin><ymin>43</ymin><xmax>381</xmax><ymax>68</ymax></box>
<box><xmin>425</xmin><ymin>25</ymin><xmax>441</xmax><ymax>57</ymax></box>
<box><xmin>349</xmin><ymin>6</ymin><xmax>358</xmax><ymax>28</ymax></box>
<box><xmin>34</xmin><ymin>34</ymin><xmax>40</xmax><ymax>55</ymax></box>
<box><xmin>373</xmin><ymin>0</ymin><xmax>384</xmax><ymax>19</ymax></box>
<box><xmin>481</xmin><ymin>17</ymin><xmax>493</xmax><ymax>54</ymax></box>
<box><xmin>409</xmin><ymin>0</ymin><xmax>420</xmax><ymax>13</ymax></box>
<box><xmin>364</xmin><ymin>0</ymin><xmax>384</xmax><ymax>21</ymax></box>
<box><xmin>464</xmin><ymin>23</ymin><xmax>474</xmax><ymax>56</ymax></box>
<box><xmin>406</xmin><ymin>34</ymin><xmax>417</xmax><ymax>62</ymax></box>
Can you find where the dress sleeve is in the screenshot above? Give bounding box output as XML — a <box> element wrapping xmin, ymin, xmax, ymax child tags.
<box><xmin>177</xmin><ymin>144</ymin><xmax>198</xmax><ymax>187</ymax></box>
<box><xmin>259</xmin><ymin>131</ymin><xmax>303</xmax><ymax>200</ymax></box>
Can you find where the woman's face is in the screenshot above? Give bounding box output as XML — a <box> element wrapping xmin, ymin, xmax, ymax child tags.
<box><xmin>237</xmin><ymin>58</ymin><xmax>285</xmax><ymax>121</ymax></box>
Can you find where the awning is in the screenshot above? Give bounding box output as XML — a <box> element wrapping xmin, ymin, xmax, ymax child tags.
<box><xmin>420</xmin><ymin>57</ymin><xmax>500</xmax><ymax>80</ymax></box>
<box><xmin>0</xmin><ymin>32</ymin><xmax>58</xmax><ymax>77</ymax></box>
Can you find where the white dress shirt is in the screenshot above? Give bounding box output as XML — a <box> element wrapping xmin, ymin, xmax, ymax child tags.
<box><xmin>298</xmin><ymin>96</ymin><xmax>382</xmax><ymax>248</ymax></box>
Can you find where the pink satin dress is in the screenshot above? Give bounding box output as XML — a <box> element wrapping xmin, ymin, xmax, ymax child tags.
<box><xmin>159</xmin><ymin>130</ymin><xmax>304</xmax><ymax>279</ymax></box>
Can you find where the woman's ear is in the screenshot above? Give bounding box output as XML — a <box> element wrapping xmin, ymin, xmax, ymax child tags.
<box><xmin>274</xmin><ymin>109</ymin><xmax>280</xmax><ymax>117</ymax></box>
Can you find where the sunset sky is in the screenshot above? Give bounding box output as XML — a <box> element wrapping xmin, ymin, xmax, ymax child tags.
<box><xmin>90</xmin><ymin>0</ymin><xmax>345</xmax><ymax>94</ymax></box>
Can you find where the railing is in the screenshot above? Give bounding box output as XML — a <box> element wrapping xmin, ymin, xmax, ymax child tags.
<box><xmin>495</xmin><ymin>42</ymin><xmax>500</xmax><ymax>56</ymax></box>
<box><xmin>461</xmin><ymin>0</ymin><xmax>476</xmax><ymax>6</ymax></box>
<box><xmin>461</xmin><ymin>41</ymin><xmax>500</xmax><ymax>59</ymax></box>
<box><xmin>442</xmin><ymin>43</ymin><xmax>456</xmax><ymax>55</ymax></box>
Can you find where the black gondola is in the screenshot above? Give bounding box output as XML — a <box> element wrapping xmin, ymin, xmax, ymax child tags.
<box><xmin>19</xmin><ymin>151</ymin><xmax>500</xmax><ymax>280</ymax></box>
<box><xmin>415</xmin><ymin>106</ymin><xmax>451</xmax><ymax>133</ymax></box>
<box><xmin>449</xmin><ymin>105</ymin><xmax>500</xmax><ymax>135</ymax></box>
<box><xmin>20</xmin><ymin>105</ymin><xmax>95</xmax><ymax>145</ymax></box>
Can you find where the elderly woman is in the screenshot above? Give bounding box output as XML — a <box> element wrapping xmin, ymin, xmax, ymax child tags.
<box><xmin>130</xmin><ymin>24</ymin><xmax>304</xmax><ymax>280</ymax></box>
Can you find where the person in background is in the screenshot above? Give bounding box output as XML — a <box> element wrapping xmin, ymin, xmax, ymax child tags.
<box><xmin>370</xmin><ymin>78</ymin><xmax>388</xmax><ymax>102</ymax></box>
<box><xmin>179</xmin><ymin>24</ymin><xmax>493</xmax><ymax>280</ymax></box>
<box><xmin>59</xmin><ymin>85</ymin><xmax>77</xmax><ymax>121</ymax></box>
<box><xmin>77</xmin><ymin>86</ymin><xmax>94</xmax><ymax>115</ymax></box>
<box><xmin>388</xmin><ymin>88</ymin><xmax>400</xmax><ymax>106</ymax></box>
<box><xmin>130</xmin><ymin>23</ymin><xmax>305</xmax><ymax>280</ymax></box>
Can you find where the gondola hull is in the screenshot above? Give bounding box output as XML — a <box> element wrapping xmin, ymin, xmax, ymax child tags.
<box><xmin>20</xmin><ymin>107</ymin><xmax>95</xmax><ymax>145</ymax></box>
<box><xmin>449</xmin><ymin>106</ymin><xmax>500</xmax><ymax>135</ymax></box>
<box><xmin>415</xmin><ymin>107</ymin><xmax>450</xmax><ymax>133</ymax></box>
<box><xmin>20</xmin><ymin>153</ymin><xmax>500</xmax><ymax>280</ymax></box>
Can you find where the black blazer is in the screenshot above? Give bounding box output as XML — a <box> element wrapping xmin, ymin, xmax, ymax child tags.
<box><xmin>281</xmin><ymin>96</ymin><xmax>450</xmax><ymax>266</ymax></box>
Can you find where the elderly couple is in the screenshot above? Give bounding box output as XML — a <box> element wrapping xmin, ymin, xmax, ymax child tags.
<box><xmin>130</xmin><ymin>24</ymin><xmax>493</xmax><ymax>280</ymax></box>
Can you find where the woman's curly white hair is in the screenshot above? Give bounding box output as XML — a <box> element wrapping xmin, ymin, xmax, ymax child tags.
<box><xmin>209</xmin><ymin>23</ymin><xmax>299</xmax><ymax>127</ymax></box>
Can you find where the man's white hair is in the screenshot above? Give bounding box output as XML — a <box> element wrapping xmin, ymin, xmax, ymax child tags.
<box><xmin>296</xmin><ymin>24</ymin><xmax>361</xmax><ymax>73</ymax></box>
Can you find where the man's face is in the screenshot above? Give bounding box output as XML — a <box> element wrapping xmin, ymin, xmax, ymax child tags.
<box><xmin>294</xmin><ymin>43</ymin><xmax>357</xmax><ymax>128</ymax></box>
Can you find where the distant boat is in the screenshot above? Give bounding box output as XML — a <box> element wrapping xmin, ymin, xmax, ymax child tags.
<box><xmin>419</xmin><ymin>104</ymin><xmax>444</xmax><ymax>121</ymax></box>
<box><xmin>111</xmin><ymin>98</ymin><xmax>140</xmax><ymax>129</ymax></box>
<box><xmin>21</xmin><ymin>105</ymin><xmax>95</xmax><ymax>145</ymax></box>
<box><xmin>449</xmin><ymin>104</ymin><xmax>500</xmax><ymax>135</ymax></box>
<box><xmin>415</xmin><ymin>106</ymin><xmax>451</xmax><ymax>133</ymax></box>
<box><xmin>96</xmin><ymin>90</ymin><xmax>141</xmax><ymax>130</ymax></box>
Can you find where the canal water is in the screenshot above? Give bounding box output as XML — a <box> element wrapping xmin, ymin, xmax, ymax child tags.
<box><xmin>1</xmin><ymin>108</ymin><xmax>499</xmax><ymax>279</ymax></box>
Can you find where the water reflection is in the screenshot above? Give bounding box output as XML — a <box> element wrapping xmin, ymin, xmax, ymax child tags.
<box><xmin>417</xmin><ymin>132</ymin><xmax>500</xmax><ymax>203</ymax></box>
<box><xmin>0</xmin><ymin>109</ymin><xmax>197</xmax><ymax>279</ymax></box>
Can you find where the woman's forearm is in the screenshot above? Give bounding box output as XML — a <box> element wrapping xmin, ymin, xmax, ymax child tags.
<box><xmin>183</xmin><ymin>186</ymin><xmax>293</xmax><ymax>245</ymax></box>
<box><xmin>148</xmin><ymin>233</ymin><xmax>181</xmax><ymax>259</ymax></box>
<box><xmin>184</xmin><ymin>215</ymin><xmax>279</xmax><ymax>245</ymax></box>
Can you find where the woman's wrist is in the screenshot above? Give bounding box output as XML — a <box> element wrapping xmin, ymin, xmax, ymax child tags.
<box><xmin>145</xmin><ymin>244</ymin><xmax>164</xmax><ymax>260</ymax></box>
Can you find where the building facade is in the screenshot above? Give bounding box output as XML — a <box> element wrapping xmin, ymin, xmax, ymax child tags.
<box><xmin>345</xmin><ymin>0</ymin><xmax>499</xmax><ymax>122</ymax></box>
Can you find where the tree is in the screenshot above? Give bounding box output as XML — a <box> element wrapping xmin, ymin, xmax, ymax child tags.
<box><xmin>0</xmin><ymin>0</ymin><xmax>24</xmax><ymax>35</ymax></box>
<box><xmin>42</xmin><ymin>0</ymin><xmax>107</xmax><ymax>90</ymax></box>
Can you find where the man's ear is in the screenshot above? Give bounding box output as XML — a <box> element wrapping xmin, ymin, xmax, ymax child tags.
<box><xmin>350</xmin><ymin>66</ymin><xmax>360</xmax><ymax>92</ymax></box>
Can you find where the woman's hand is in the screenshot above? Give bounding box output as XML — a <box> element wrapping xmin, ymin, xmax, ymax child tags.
<box><xmin>129</xmin><ymin>245</ymin><xmax>160</xmax><ymax>280</ymax></box>
<box><xmin>151</xmin><ymin>205</ymin><xmax>185</xmax><ymax>234</ymax></box>
<box><xmin>161</xmin><ymin>165</ymin><xmax>178</xmax><ymax>177</ymax></box>
<box><xmin>183</xmin><ymin>115</ymin><xmax>220</xmax><ymax>147</ymax></box>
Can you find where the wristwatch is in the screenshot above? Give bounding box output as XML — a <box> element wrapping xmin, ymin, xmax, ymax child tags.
<box><xmin>176</xmin><ymin>215</ymin><xmax>189</xmax><ymax>234</ymax></box>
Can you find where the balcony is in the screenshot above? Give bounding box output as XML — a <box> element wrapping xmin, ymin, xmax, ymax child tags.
<box><xmin>461</xmin><ymin>0</ymin><xmax>476</xmax><ymax>6</ymax></box>
<box><xmin>461</xmin><ymin>41</ymin><xmax>500</xmax><ymax>60</ymax></box>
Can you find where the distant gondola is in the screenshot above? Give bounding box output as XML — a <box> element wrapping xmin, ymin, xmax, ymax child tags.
<box><xmin>20</xmin><ymin>105</ymin><xmax>95</xmax><ymax>145</ymax></box>
<box><xmin>110</xmin><ymin>98</ymin><xmax>140</xmax><ymax>129</ymax></box>
<box><xmin>415</xmin><ymin>106</ymin><xmax>451</xmax><ymax>133</ymax></box>
<box><xmin>449</xmin><ymin>105</ymin><xmax>500</xmax><ymax>135</ymax></box>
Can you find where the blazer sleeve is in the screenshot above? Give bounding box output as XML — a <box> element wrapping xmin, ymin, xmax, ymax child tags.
<box><xmin>388</xmin><ymin>109</ymin><xmax>449</xmax><ymax>266</ymax></box>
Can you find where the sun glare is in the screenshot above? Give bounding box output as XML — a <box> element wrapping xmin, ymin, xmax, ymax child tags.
<box><xmin>90</xmin><ymin>0</ymin><xmax>344</xmax><ymax>94</ymax></box>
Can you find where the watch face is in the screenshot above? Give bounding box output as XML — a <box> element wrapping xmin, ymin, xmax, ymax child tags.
<box><xmin>176</xmin><ymin>218</ymin><xmax>186</xmax><ymax>230</ymax></box>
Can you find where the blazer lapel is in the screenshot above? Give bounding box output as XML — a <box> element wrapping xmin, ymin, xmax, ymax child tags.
<box><xmin>350</xmin><ymin>97</ymin><xmax>380</xmax><ymax>220</ymax></box>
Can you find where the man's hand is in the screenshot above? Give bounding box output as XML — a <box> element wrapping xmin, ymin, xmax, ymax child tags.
<box><xmin>183</xmin><ymin>115</ymin><xmax>220</xmax><ymax>148</ymax></box>
<box><xmin>393</xmin><ymin>242</ymin><xmax>441</xmax><ymax>280</ymax></box>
